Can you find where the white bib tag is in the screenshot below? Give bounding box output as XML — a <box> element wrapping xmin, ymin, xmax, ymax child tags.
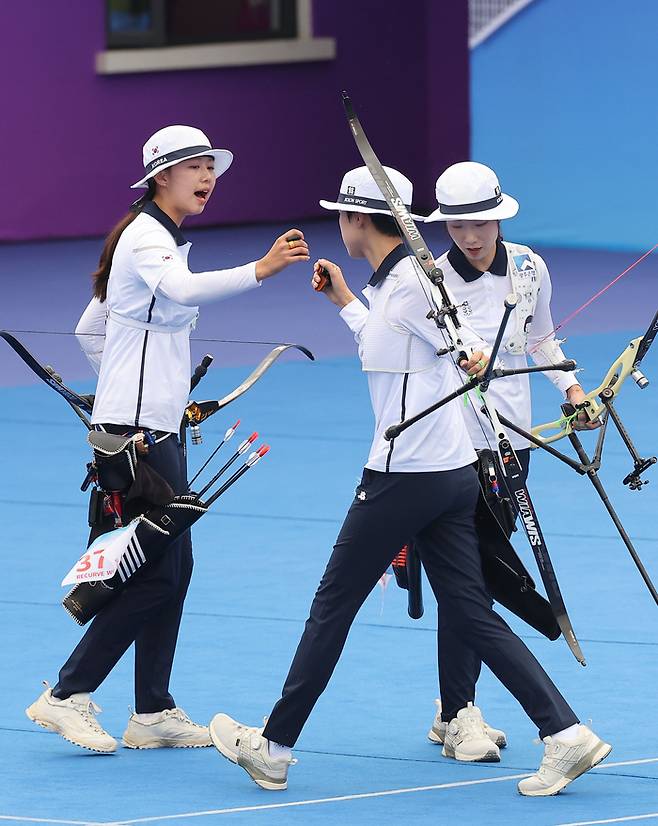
<box><xmin>61</xmin><ymin>522</ymin><xmax>143</xmax><ymax>586</ymax></box>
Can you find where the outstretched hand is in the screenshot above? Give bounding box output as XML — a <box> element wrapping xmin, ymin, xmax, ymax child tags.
<box><xmin>255</xmin><ymin>229</ymin><xmax>310</xmax><ymax>281</ymax></box>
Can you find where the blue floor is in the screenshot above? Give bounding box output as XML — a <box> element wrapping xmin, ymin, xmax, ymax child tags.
<box><xmin>1</xmin><ymin>223</ymin><xmax>657</xmax><ymax>825</ymax></box>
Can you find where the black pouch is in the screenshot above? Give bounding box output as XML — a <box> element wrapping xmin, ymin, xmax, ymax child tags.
<box><xmin>123</xmin><ymin>460</ymin><xmax>175</xmax><ymax>519</ymax></box>
<box><xmin>86</xmin><ymin>430</ymin><xmax>174</xmax><ymax>521</ymax></box>
<box><xmin>476</xmin><ymin>448</ymin><xmax>516</xmax><ymax>536</ymax></box>
<box><xmin>88</xmin><ymin>431</ymin><xmax>139</xmax><ymax>493</ymax></box>
<box><xmin>87</xmin><ymin>487</ymin><xmax>105</xmax><ymax>528</ymax></box>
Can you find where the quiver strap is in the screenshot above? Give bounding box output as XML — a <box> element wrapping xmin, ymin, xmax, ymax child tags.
<box><xmin>63</xmin><ymin>495</ymin><xmax>207</xmax><ymax>625</ymax></box>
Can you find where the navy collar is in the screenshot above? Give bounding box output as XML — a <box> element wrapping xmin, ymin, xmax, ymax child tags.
<box><xmin>447</xmin><ymin>239</ymin><xmax>507</xmax><ymax>283</ymax></box>
<box><xmin>141</xmin><ymin>200</ymin><xmax>187</xmax><ymax>246</ymax></box>
<box><xmin>368</xmin><ymin>243</ymin><xmax>409</xmax><ymax>286</ymax></box>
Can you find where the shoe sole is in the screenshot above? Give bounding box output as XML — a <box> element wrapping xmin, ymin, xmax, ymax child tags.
<box><xmin>122</xmin><ymin>738</ymin><xmax>212</xmax><ymax>749</ymax></box>
<box><xmin>429</xmin><ymin>728</ymin><xmax>507</xmax><ymax>749</ymax></box>
<box><xmin>209</xmin><ymin>718</ymin><xmax>287</xmax><ymax>791</ymax></box>
<box><xmin>442</xmin><ymin>743</ymin><xmax>500</xmax><ymax>763</ymax></box>
<box><xmin>26</xmin><ymin>708</ymin><xmax>116</xmax><ymax>754</ymax></box>
<box><xmin>428</xmin><ymin>728</ymin><xmax>443</xmax><ymax>744</ymax></box>
<box><xmin>518</xmin><ymin>741</ymin><xmax>613</xmax><ymax>797</ymax></box>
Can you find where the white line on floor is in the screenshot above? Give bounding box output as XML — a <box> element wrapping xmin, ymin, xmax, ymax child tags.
<box><xmin>4</xmin><ymin>755</ymin><xmax>656</xmax><ymax>825</ymax></box>
<box><xmin>555</xmin><ymin>813</ymin><xmax>658</xmax><ymax>826</ymax></box>
<box><xmin>104</xmin><ymin>756</ymin><xmax>658</xmax><ymax>824</ymax></box>
<box><xmin>0</xmin><ymin>817</ymin><xmax>104</xmax><ymax>825</ymax></box>
<box><xmin>104</xmin><ymin>773</ymin><xmax>532</xmax><ymax>824</ymax></box>
<box><xmin>595</xmin><ymin>757</ymin><xmax>658</xmax><ymax>769</ymax></box>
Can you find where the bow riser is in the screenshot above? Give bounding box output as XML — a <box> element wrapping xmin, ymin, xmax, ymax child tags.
<box><xmin>531</xmin><ymin>337</ymin><xmax>644</xmax><ymax>445</ymax></box>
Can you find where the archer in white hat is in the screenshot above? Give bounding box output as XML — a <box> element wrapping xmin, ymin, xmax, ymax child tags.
<box><xmin>424</xmin><ymin>161</ymin><xmax>592</xmax><ymax>431</ymax></box>
<box><xmin>25</xmin><ymin>124</ymin><xmax>310</xmax><ymax>755</ymax></box>
<box><xmin>420</xmin><ymin>161</ymin><xmax>603</xmax><ymax>795</ymax></box>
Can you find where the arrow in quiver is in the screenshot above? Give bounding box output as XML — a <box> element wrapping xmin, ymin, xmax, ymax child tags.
<box><xmin>391</xmin><ymin>543</ymin><xmax>424</xmax><ymax>619</ymax></box>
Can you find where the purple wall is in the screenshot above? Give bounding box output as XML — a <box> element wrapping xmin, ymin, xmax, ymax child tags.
<box><xmin>426</xmin><ymin>3</ymin><xmax>470</xmax><ymax>182</ymax></box>
<box><xmin>0</xmin><ymin>1</ymin><xmax>468</xmax><ymax>241</ymax></box>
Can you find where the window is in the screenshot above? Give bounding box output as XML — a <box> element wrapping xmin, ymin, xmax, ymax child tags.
<box><xmin>106</xmin><ymin>0</ymin><xmax>298</xmax><ymax>49</ymax></box>
<box><xmin>106</xmin><ymin>1</ymin><xmax>165</xmax><ymax>48</ymax></box>
<box><xmin>98</xmin><ymin>0</ymin><xmax>335</xmax><ymax>73</ymax></box>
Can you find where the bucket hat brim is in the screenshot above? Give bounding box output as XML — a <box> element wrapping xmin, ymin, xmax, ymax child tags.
<box><xmin>424</xmin><ymin>193</ymin><xmax>519</xmax><ymax>223</ymax></box>
<box><xmin>319</xmin><ymin>199</ymin><xmax>426</xmax><ymax>223</ymax></box>
<box><xmin>130</xmin><ymin>148</ymin><xmax>234</xmax><ymax>189</ymax></box>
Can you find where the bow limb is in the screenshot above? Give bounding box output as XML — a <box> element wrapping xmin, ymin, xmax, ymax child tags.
<box><xmin>184</xmin><ymin>343</ymin><xmax>314</xmax><ymax>425</ymax></box>
<box><xmin>1</xmin><ymin>330</ymin><xmax>94</xmax><ymax>423</ymax></box>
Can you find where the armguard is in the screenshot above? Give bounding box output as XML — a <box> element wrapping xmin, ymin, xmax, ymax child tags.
<box><xmin>531</xmin><ymin>337</ymin><xmax>569</xmax><ymax>369</ymax></box>
<box><xmin>531</xmin><ymin>337</ymin><xmax>577</xmax><ymax>394</ymax></box>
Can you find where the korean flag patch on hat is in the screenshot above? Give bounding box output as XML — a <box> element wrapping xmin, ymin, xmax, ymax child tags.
<box><xmin>131</xmin><ymin>125</ymin><xmax>234</xmax><ymax>189</ymax></box>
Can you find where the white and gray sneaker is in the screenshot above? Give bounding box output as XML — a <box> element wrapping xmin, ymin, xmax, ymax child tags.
<box><xmin>518</xmin><ymin>725</ymin><xmax>612</xmax><ymax>796</ymax></box>
<box><xmin>209</xmin><ymin>713</ymin><xmax>295</xmax><ymax>790</ymax></box>
<box><xmin>428</xmin><ymin>698</ymin><xmax>507</xmax><ymax>748</ymax></box>
<box><xmin>25</xmin><ymin>682</ymin><xmax>117</xmax><ymax>753</ymax></box>
<box><xmin>442</xmin><ymin>702</ymin><xmax>501</xmax><ymax>762</ymax></box>
<box><xmin>123</xmin><ymin>708</ymin><xmax>212</xmax><ymax>749</ymax></box>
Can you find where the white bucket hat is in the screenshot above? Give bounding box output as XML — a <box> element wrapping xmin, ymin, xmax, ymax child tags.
<box><xmin>130</xmin><ymin>125</ymin><xmax>234</xmax><ymax>189</ymax></box>
<box><xmin>424</xmin><ymin>161</ymin><xmax>519</xmax><ymax>222</ymax></box>
<box><xmin>319</xmin><ymin>165</ymin><xmax>425</xmax><ymax>221</ymax></box>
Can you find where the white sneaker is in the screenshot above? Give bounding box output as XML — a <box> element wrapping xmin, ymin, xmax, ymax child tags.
<box><xmin>209</xmin><ymin>713</ymin><xmax>295</xmax><ymax>790</ymax></box>
<box><xmin>428</xmin><ymin>698</ymin><xmax>507</xmax><ymax>748</ymax></box>
<box><xmin>25</xmin><ymin>682</ymin><xmax>117</xmax><ymax>753</ymax></box>
<box><xmin>442</xmin><ymin>702</ymin><xmax>501</xmax><ymax>762</ymax></box>
<box><xmin>518</xmin><ymin>725</ymin><xmax>612</xmax><ymax>796</ymax></box>
<box><xmin>123</xmin><ymin>708</ymin><xmax>212</xmax><ymax>749</ymax></box>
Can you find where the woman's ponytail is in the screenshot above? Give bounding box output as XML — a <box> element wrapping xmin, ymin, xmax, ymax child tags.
<box><xmin>92</xmin><ymin>180</ymin><xmax>155</xmax><ymax>301</ymax></box>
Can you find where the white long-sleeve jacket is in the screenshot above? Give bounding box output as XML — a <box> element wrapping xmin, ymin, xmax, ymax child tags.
<box><xmin>76</xmin><ymin>201</ymin><xmax>260</xmax><ymax>432</ymax></box>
